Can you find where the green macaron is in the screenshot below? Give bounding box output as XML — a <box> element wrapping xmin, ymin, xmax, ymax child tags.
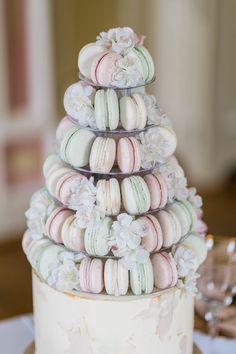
<box><xmin>95</xmin><ymin>89</ymin><xmax>119</xmax><ymax>130</ymax></box>
<box><xmin>121</xmin><ymin>176</ymin><xmax>151</xmax><ymax>215</ymax></box>
<box><xmin>84</xmin><ymin>217</ymin><xmax>112</xmax><ymax>256</ymax></box>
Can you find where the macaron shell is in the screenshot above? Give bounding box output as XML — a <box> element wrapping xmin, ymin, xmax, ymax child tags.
<box><xmin>135</xmin><ymin>45</ymin><xmax>155</xmax><ymax>81</ymax></box>
<box><xmin>89</xmin><ymin>258</ymin><xmax>104</xmax><ymax>294</ymax></box>
<box><xmin>130</xmin><ymin>265</ymin><xmax>142</xmax><ymax>295</ymax></box>
<box><xmin>92</xmin><ymin>51</ymin><xmax>120</xmax><ymax>86</ymax></box>
<box><xmin>61</xmin><ymin>215</ymin><xmax>85</xmax><ymax>251</ymax></box>
<box><xmin>143</xmin><ymin>174</ymin><xmax>162</xmax><ymax>210</ymax></box>
<box><xmin>117</xmin><ymin>137</ymin><xmax>141</xmax><ymax>173</ymax></box>
<box><xmin>78</xmin><ymin>43</ymin><xmax>104</xmax><ymax>79</ymax></box>
<box><xmin>46</xmin><ymin>167</ymin><xmax>73</xmax><ymax>196</ymax></box>
<box><xmin>109</xmin><ymin>178</ymin><xmax>121</xmax><ymax>215</ymax></box>
<box><xmin>79</xmin><ymin>257</ymin><xmax>91</xmax><ymax>292</ymax></box>
<box><xmin>55</xmin><ymin>172</ymin><xmax>83</xmax><ymax>206</ymax></box>
<box><xmin>167</xmin><ymin>202</ymin><xmax>191</xmax><ymax>236</ymax></box>
<box><xmin>46</xmin><ymin>207</ymin><xmax>74</xmax><ymax>243</ymax></box>
<box><xmin>56</xmin><ymin>116</ymin><xmax>76</xmax><ymax>142</ymax></box>
<box><xmin>89</xmin><ymin>137</ymin><xmax>116</xmax><ymax>173</ymax></box>
<box><xmin>131</xmin><ymin>93</ymin><xmax>147</xmax><ymax>129</ymax></box>
<box><xmin>107</xmin><ymin>89</ymin><xmax>119</xmax><ymax>130</ymax></box>
<box><xmin>43</xmin><ymin>154</ymin><xmax>65</xmax><ymax>178</ymax></box>
<box><xmin>104</xmin><ymin>258</ymin><xmax>115</xmax><ymax>295</ymax></box>
<box><xmin>121</xmin><ymin>176</ymin><xmax>150</xmax><ymax>214</ymax></box>
<box><xmin>119</xmin><ymin>96</ymin><xmax>138</xmax><ymax>130</ymax></box>
<box><xmin>167</xmin><ymin>209</ymin><xmax>182</xmax><ymax>243</ymax></box>
<box><xmin>151</xmin><ymin>252</ymin><xmax>177</xmax><ymax>289</ymax></box>
<box><xmin>142</xmin><ymin>258</ymin><xmax>154</xmax><ymax>294</ymax></box>
<box><xmin>84</xmin><ymin>217</ymin><xmax>112</xmax><ymax>256</ymax></box>
<box><xmin>155</xmin><ymin>210</ymin><xmax>176</xmax><ymax>248</ymax></box>
<box><xmin>95</xmin><ymin>89</ymin><xmax>107</xmax><ymax>130</ymax></box>
<box><xmin>65</xmin><ymin>128</ymin><xmax>96</xmax><ymax>168</ymax></box>
<box><xmin>117</xmin><ymin>260</ymin><xmax>129</xmax><ymax>295</ymax></box>
<box><xmin>141</xmin><ymin>214</ymin><xmax>163</xmax><ymax>252</ymax></box>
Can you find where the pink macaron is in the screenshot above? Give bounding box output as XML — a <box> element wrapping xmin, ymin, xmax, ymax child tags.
<box><xmin>117</xmin><ymin>137</ymin><xmax>141</xmax><ymax>173</ymax></box>
<box><xmin>56</xmin><ymin>116</ymin><xmax>77</xmax><ymax>142</ymax></box>
<box><xmin>46</xmin><ymin>207</ymin><xmax>74</xmax><ymax>243</ymax></box>
<box><xmin>55</xmin><ymin>171</ymin><xmax>84</xmax><ymax>206</ymax></box>
<box><xmin>140</xmin><ymin>214</ymin><xmax>163</xmax><ymax>253</ymax></box>
<box><xmin>91</xmin><ymin>51</ymin><xmax>121</xmax><ymax>86</ymax></box>
<box><xmin>144</xmin><ymin>173</ymin><xmax>168</xmax><ymax>210</ymax></box>
<box><xmin>79</xmin><ymin>257</ymin><xmax>104</xmax><ymax>294</ymax></box>
<box><xmin>151</xmin><ymin>251</ymin><xmax>178</xmax><ymax>289</ymax></box>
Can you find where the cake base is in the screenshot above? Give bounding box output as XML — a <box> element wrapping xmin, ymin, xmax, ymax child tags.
<box><xmin>33</xmin><ymin>272</ymin><xmax>194</xmax><ymax>354</ymax></box>
<box><xmin>24</xmin><ymin>341</ymin><xmax>202</xmax><ymax>354</ymax></box>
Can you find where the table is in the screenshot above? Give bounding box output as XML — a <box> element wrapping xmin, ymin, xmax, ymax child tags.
<box><xmin>1</xmin><ymin>314</ymin><xmax>236</xmax><ymax>354</ymax></box>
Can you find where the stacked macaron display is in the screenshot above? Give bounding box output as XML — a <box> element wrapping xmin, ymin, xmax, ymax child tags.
<box><xmin>23</xmin><ymin>27</ymin><xmax>208</xmax><ymax>297</ymax></box>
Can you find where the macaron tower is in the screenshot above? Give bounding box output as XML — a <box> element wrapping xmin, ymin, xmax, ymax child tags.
<box><xmin>23</xmin><ymin>27</ymin><xmax>208</xmax><ymax>354</ymax></box>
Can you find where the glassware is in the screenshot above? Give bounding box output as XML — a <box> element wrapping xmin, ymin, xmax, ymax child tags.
<box><xmin>196</xmin><ymin>236</ymin><xmax>236</xmax><ymax>354</ymax></box>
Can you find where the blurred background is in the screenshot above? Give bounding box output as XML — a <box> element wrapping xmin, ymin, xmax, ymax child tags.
<box><xmin>0</xmin><ymin>0</ymin><xmax>235</xmax><ymax>319</ymax></box>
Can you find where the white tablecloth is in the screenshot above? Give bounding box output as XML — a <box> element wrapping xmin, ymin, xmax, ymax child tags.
<box><xmin>1</xmin><ymin>314</ymin><xmax>236</xmax><ymax>354</ymax></box>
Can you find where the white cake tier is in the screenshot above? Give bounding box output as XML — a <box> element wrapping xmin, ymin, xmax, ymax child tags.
<box><xmin>33</xmin><ymin>272</ymin><xmax>194</xmax><ymax>354</ymax></box>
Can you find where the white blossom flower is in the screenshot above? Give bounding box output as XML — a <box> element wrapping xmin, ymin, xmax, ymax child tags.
<box><xmin>138</xmin><ymin>127</ymin><xmax>175</xmax><ymax>168</ymax></box>
<box><xmin>173</xmin><ymin>246</ymin><xmax>196</xmax><ymax>277</ymax></box>
<box><xmin>173</xmin><ymin>244</ymin><xmax>199</xmax><ymax>295</ymax></box>
<box><xmin>68</xmin><ymin>176</ymin><xmax>105</xmax><ymax>228</ymax></box>
<box><xmin>141</xmin><ymin>94</ymin><xmax>173</xmax><ymax>127</ymax></box>
<box><xmin>155</xmin><ymin>158</ymin><xmax>188</xmax><ymax>202</ymax></box>
<box><xmin>176</xmin><ymin>270</ymin><xmax>200</xmax><ymax>295</ymax></box>
<box><xmin>48</xmin><ymin>260</ymin><xmax>80</xmax><ymax>292</ymax></box>
<box><xmin>25</xmin><ymin>188</ymin><xmax>56</xmax><ymax>239</ymax></box>
<box><xmin>63</xmin><ymin>81</ymin><xmax>96</xmax><ymax>127</ymax></box>
<box><xmin>111</xmin><ymin>53</ymin><xmax>144</xmax><ymax>88</ymax></box>
<box><xmin>187</xmin><ymin>187</ymin><xmax>203</xmax><ymax>212</ymax></box>
<box><xmin>96</xmin><ymin>27</ymin><xmax>138</xmax><ymax>55</ymax></box>
<box><xmin>109</xmin><ymin>213</ymin><xmax>149</xmax><ymax>270</ymax></box>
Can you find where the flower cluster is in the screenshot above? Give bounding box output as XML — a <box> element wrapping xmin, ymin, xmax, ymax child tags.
<box><xmin>68</xmin><ymin>176</ymin><xmax>105</xmax><ymax>229</ymax></box>
<box><xmin>63</xmin><ymin>81</ymin><xmax>96</xmax><ymax>127</ymax></box>
<box><xmin>25</xmin><ymin>188</ymin><xmax>56</xmax><ymax>240</ymax></box>
<box><xmin>47</xmin><ymin>251</ymin><xmax>82</xmax><ymax>292</ymax></box>
<box><xmin>142</xmin><ymin>94</ymin><xmax>172</xmax><ymax>127</ymax></box>
<box><xmin>173</xmin><ymin>245</ymin><xmax>199</xmax><ymax>295</ymax></box>
<box><xmin>96</xmin><ymin>27</ymin><xmax>145</xmax><ymax>55</ymax></box>
<box><xmin>111</xmin><ymin>53</ymin><xmax>144</xmax><ymax>88</ymax></box>
<box><xmin>187</xmin><ymin>187</ymin><xmax>203</xmax><ymax>214</ymax></box>
<box><xmin>108</xmin><ymin>213</ymin><xmax>149</xmax><ymax>270</ymax></box>
<box><xmin>138</xmin><ymin>127</ymin><xmax>172</xmax><ymax>168</ymax></box>
<box><xmin>155</xmin><ymin>157</ymin><xmax>188</xmax><ymax>202</ymax></box>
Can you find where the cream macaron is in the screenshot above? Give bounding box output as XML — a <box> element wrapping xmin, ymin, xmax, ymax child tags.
<box><xmin>96</xmin><ymin>178</ymin><xmax>121</xmax><ymax>216</ymax></box>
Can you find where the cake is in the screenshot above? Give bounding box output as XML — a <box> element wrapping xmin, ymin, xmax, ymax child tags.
<box><xmin>23</xmin><ymin>27</ymin><xmax>208</xmax><ymax>354</ymax></box>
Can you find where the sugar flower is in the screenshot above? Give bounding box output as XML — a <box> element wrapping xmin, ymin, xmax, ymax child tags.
<box><xmin>111</xmin><ymin>53</ymin><xmax>144</xmax><ymax>88</ymax></box>
<box><xmin>173</xmin><ymin>246</ymin><xmax>196</xmax><ymax>278</ymax></box>
<box><xmin>96</xmin><ymin>27</ymin><xmax>144</xmax><ymax>55</ymax></box>
<box><xmin>187</xmin><ymin>187</ymin><xmax>203</xmax><ymax>212</ymax></box>
<box><xmin>138</xmin><ymin>127</ymin><xmax>174</xmax><ymax>168</ymax></box>
<box><xmin>47</xmin><ymin>250</ymin><xmax>83</xmax><ymax>292</ymax></box>
<box><xmin>173</xmin><ymin>245</ymin><xmax>199</xmax><ymax>295</ymax></box>
<box><xmin>176</xmin><ymin>270</ymin><xmax>199</xmax><ymax>296</ymax></box>
<box><xmin>25</xmin><ymin>188</ymin><xmax>56</xmax><ymax>240</ymax></box>
<box><xmin>155</xmin><ymin>158</ymin><xmax>188</xmax><ymax>202</ymax></box>
<box><xmin>63</xmin><ymin>81</ymin><xmax>95</xmax><ymax>127</ymax></box>
<box><xmin>68</xmin><ymin>176</ymin><xmax>105</xmax><ymax>228</ymax></box>
<box><xmin>109</xmin><ymin>213</ymin><xmax>149</xmax><ymax>270</ymax></box>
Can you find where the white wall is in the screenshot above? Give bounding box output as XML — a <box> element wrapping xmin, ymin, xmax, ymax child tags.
<box><xmin>118</xmin><ymin>0</ymin><xmax>236</xmax><ymax>189</ymax></box>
